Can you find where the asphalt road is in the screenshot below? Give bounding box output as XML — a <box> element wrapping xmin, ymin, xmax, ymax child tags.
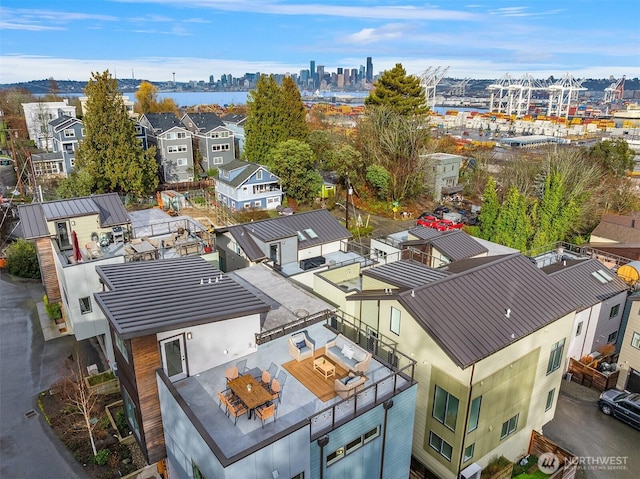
<box><xmin>543</xmin><ymin>383</ymin><xmax>640</xmax><ymax>479</ymax></box>
<box><xmin>0</xmin><ymin>271</ymin><xmax>89</xmax><ymax>479</ymax></box>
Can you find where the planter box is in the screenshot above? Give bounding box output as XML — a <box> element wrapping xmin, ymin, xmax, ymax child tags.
<box><xmin>105</xmin><ymin>400</ymin><xmax>135</xmax><ymax>445</ymax></box>
<box><xmin>481</xmin><ymin>457</ymin><xmax>513</xmax><ymax>479</ymax></box>
<box><xmin>84</xmin><ymin>370</ymin><xmax>120</xmax><ymax>395</ymax></box>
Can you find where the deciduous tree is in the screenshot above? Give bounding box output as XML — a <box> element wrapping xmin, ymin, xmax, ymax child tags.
<box><xmin>68</xmin><ymin>70</ymin><xmax>158</xmax><ymax>196</ymax></box>
<box><xmin>365</xmin><ymin>63</ymin><xmax>428</xmax><ymax>116</ymax></box>
<box><xmin>588</xmin><ymin>139</ymin><xmax>635</xmax><ymax>177</ymax></box>
<box><xmin>134</xmin><ymin>81</ymin><xmax>178</xmax><ymax>114</ymax></box>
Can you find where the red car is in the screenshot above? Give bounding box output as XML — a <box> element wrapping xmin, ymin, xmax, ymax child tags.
<box><xmin>438</xmin><ymin>219</ymin><xmax>464</xmax><ymax>231</ymax></box>
<box><xmin>417</xmin><ymin>215</ymin><xmax>439</xmax><ymax>228</ymax></box>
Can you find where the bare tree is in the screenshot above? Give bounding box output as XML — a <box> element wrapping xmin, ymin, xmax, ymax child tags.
<box><xmin>57</xmin><ymin>349</ymin><xmax>99</xmax><ymax>457</ymax></box>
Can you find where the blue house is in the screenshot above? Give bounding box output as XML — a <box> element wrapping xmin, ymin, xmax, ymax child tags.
<box><xmin>49</xmin><ymin>115</ymin><xmax>84</xmax><ymax>175</ymax></box>
<box><xmin>215</xmin><ymin>159</ymin><xmax>282</xmax><ymax>211</ymax></box>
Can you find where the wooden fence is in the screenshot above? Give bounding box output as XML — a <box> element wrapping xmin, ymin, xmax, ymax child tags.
<box><xmin>159</xmin><ymin>179</ymin><xmax>215</xmax><ymax>191</ymax></box>
<box><xmin>567</xmin><ymin>358</ymin><xmax>619</xmax><ymax>392</ymax></box>
<box><xmin>529</xmin><ymin>431</ymin><xmax>577</xmax><ymax>479</ymax></box>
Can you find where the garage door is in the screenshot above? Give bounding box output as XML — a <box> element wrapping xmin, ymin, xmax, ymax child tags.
<box><xmin>626</xmin><ymin>368</ymin><xmax>640</xmax><ymax>393</ymax></box>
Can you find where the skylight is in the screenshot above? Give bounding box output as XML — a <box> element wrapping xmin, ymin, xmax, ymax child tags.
<box><xmin>591</xmin><ymin>270</ymin><xmax>612</xmax><ymax>284</ymax></box>
<box><xmin>297</xmin><ymin>231</ymin><xmax>306</xmax><ymax>241</ymax></box>
<box><xmin>304</xmin><ymin>228</ymin><xmax>318</xmax><ymax>239</ymax></box>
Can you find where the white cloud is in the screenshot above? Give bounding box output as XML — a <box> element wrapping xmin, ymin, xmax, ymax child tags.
<box><xmin>346</xmin><ymin>24</ymin><xmax>406</xmax><ymax>44</ymax></box>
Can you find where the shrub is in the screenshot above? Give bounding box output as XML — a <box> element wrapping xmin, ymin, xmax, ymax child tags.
<box><xmin>94</xmin><ymin>449</ymin><xmax>110</xmax><ymax>466</ymax></box>
<box><xmin>5</xmin><ymin>238</ymin><xmax>40</xmax><ymax>278</ymax></box>
<box><xmin>115</xmin><ymin>409</ymin><xmax>131</xmax><ymax>436</ymax></box>
<box><xmin>43</xmin><ymin>295</ymin><xmax>62</xmax><ymax>320</ymax></box>
<box><xmin>86</xmin><ymin>371</ymin><xmax>115</xmax><ymax>386</ymax></box>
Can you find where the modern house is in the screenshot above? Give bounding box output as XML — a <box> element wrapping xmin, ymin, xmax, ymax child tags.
<box><xmin>94</xmin><ymin>256</ymin><xmax>418</xmax><ymax>478</ymax></box>
<box><xmin>541</xmin><ymin>258</ymin><xmax>629</xmax><ymax>360</ymax></box>
<box><xmin>22</xmin><ymin>100</ymin><xmax>77</xmax><ymax>151</ymax></box>
<box><xmin>339</xmin><ymin>254</ymin><xmax>576</xmax><ymax>479</ymax></box>
<box><xmin>17</xmin><ymin>193</ymin><xmax>132</xmax><ymax>365</ymax></box>
<box><xmin>80</xmin><ymin>95</ymin><xmax>136</xmax><ymax>119</ymax></box>
<box><xmin>370</xmin><ymin>227</ymin><xmax>488</xmax><ymax>267</ymax></box>
<box><xmin>220</xmin><ymin>113</ymin><xmax>246</xmax><ymax>156</ymax></box>
<box><xmin>215</xmin><ymin>209</ymin><xmax>352</xmax><ymax>275</ymax></box>
<box><xmin>139</xmin><ymin>113</ymin><xmax>194</xmax><ymax>183</ymax></box>
<box><xmin>422</xmin><ymin>153</ymin><xmax>464</xmax><ymax>201</ymax></box>
<box><xmin>616</xmin><ymin>291</ymin><xmax>640</xmax><ymax>393</ymax></box>
<box><xmin>49</xmin><ymin>115</ymin><xmax>84</xmax><ymax>175</ymax></box>
<box><xmin>181</xmin><ymin>112</ymin><xmax>236</xmax><ymax>171</ymax></box>
<box><xmin>213</xmin><ymin>160</ymin><xmax>282</xmax><ymax>212</ymax></box>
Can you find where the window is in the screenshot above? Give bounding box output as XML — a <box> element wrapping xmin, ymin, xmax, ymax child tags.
<box><xmin>546</xmin><ymin>388</ymin><xmax>555</xmax><ymax>411</ymax></box>
<box><xmin>177</xmin><ymin>131</ymin><xmax>187</xmax><ymax>139</ymax></box>
<box><xmin>363</xmin><ymin>426</ymin><xmax>380</xmax><ymax>443</ymax></box>
<box><xmin>326</xmin><ymin>447</ymin><xmax>344</xmax><ymax>466</ymax></box>
<box><xmin>64</xmin><ymin>129</ymin><xmax>75</xmax><ymax>137</ymax></box>
<box><xmin>291</xmin><ymin>473</ymin><xmax>304</xmax><ymax>479</ymax></box>
<box><xmin>115</xmin><ymin>333</ymin><xmax>129</xmax><ymax>363</ymax></box>
<box><xmin>134</xmin><ymin>125</ymin><xmax>142</xmax><ymax>134</ymax></box>
<box><xmin>433</xmin><ymin>385</ymin><xmax>459</xmax><ymax>431</ymax></box>
<box><xmin>211</xmin><ymin>144</ymin><xmax>230</xmax><ymax>152</ymax></box>
<box><xmin>192</xmin><ymin>461</ymin><xmax>207</xmax><ymax>479</ymax></box>
<box><xmin>468</xmin><ymin>396</ymin><xmax>482</xmax><ymax>432</ymax></box>
<box><xmin>632</xmin><ymin>332</ymin><xmax>640</xmax><ymax>350</ymax></box>
<box><xmin>81</xmin><ymin>128</ymin><xmax>86</xmax><ymax>136</ymax></box>
<box><xmin>390</xmin><ymin>307</ymin><xmax>401</xmax><ymax>336</ymax></box>
<box><xmin>607</xmin><ymin>331</ymin><xmax>618</xmax><ymax>343</ymax></box>
<box><xmin>70</xmin><ymin>157</ymin><xmax>75</xmax><ymax>167</ymax></box>
<box><xmin>63</xmin><ymin>143</ymin><xmax>74</xmax><ymax>153</ymax></box>
<box><xmin>500</xmin><ymin>414</ymin><xmax>519</xmax><ymax>439</ymax></box>
<box><xmin>609</xmin><ymin>304</ymin><xmax>620</xmax><ymax>318</ymax></box>
<box><xmin>165</xmin><ymin>132</ymin><xmax>176</xmax><ymax>140</ymax></box>
<box><xmin>211</xmin><ymin>131</ymin><xmax>230</xmax><ymax>138</ymax></box>
<box><xmin>546</xmin><ymin>338</ymin><xmax>565</xmax><ymax>375</ymax></box>
<box><xmin>254</xmin><ymin>201</ymin><xmax>261</xmax><ymax>207</ymax></box>
<box><xmin>244</xmin><ymin>203</ymin><xmax>251</xmax><ymax>209</ymax></box>
<box><xmin>429</xmin><ymin>432</ymin><xmax>452</xmax><ymax>461</ymax></box>
<box><xmin>79</xmin><ymin>297</ymin><xmax>92</xmax><ymax>314</ymax></box>
<box><xmin>463</xmin><ymin>443</ymin><xmax>475</xmax><ymax>462</ymax></box>
<box><xmin>213</xmin><ymin>157</ymin><xmax>223</xmax><ymax>165</ymax></box>
<box><xmin>304</xmin><ymin>228</ymin><xmax>318</xmax><ymax>239</ymax></box>
<box><xmin>256</xmin><ymin>170</ymin><xmax>263</xmax><ymax>180</ymax></box>
<box><xmin>122</xmin><ymin>388</ymin><xmax>140</xmax><ymax>439</ymax></box>
<box><xmin>167</xmin><ymin>144</ymin><xmax>187</xmax><ymax>153</ymax></box>
<box><xmin>345</xmin><ymin>436</ymin><xmax>363</xmax><ymax>454</ymax></box>
<box><xmin>176</xmin><ymin>158</ymin><xmax>187</xmax><ymax>167</ymax></box>
<box><xmin>576</xmin><ymin>321</ymin><xmax>583</xmax><ymax>336</ymax></box>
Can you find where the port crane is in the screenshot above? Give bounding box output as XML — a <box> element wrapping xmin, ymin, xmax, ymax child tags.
<box><xmin>449</xmin><ymin>78</ymin><xmax>471</xmax><ymax>96</ymax></box>
<box><xmin>419</xmin><ymin>66</ymin><xmax>450</xmax><ymax>109</ymax></box>
<box><xmin>547</xmin><ymin>73</ymin><xmax>586</xmax><ymax>119</ymax></box>
<box><xmin>487</xmin><ymin>74</ymin><xmax>514</xmax><ymax>114</ymax></box>
<box><xmin>604</xmin><ymin>76</ymin><xmax>625</xmax><ymax>103</ymax></box>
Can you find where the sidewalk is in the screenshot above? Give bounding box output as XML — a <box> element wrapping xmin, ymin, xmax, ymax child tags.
<box><xmin>559</xmin><ymin>377</ymin><xmax>602</xmax><ymax>403</ymax></box>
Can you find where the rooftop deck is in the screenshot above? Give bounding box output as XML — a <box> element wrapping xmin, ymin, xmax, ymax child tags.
<box><xmin>161</xmin><ymin>318</ymin><xmax>414</xmax><ymax>466</ymax></box>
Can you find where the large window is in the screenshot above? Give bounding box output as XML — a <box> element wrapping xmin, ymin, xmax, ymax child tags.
<box><xmin>122</xmin><ymin>388</ymin><xmax>140</xmax><ymax>439</ymax></box>
<box><xmin>213</xmin><ymin>156</ymin><xmax>223</xmax><ymax>165</ymax></box>
<box><xmin>632</xmin><ymin>332</ymin><xmax>640</xmax><ymax>350</ymax></box>
<box><xmin>500</xmin><ymin>414</ymin><xmax>519</xmax><ymax>440</ymax></box>
<box><xmin>433</xmin><ymin>385</ymin><xmax>459</xmax><ymax>431</ymax></box>
<box><xmin>64</xmin><ymin>129</ymin><xmax>75</xmax><ymax>137</ymax></box>
<box><xmin>211</xmin><ymin>144</ymin><xmax>230</xmax><ymax>152</ymax></box>
<box><xmin>609</xmin><ymin>304</ymin><xmax>620</xmax><ymax>318</ymax></box>
<box><xmin>429</xmin><ymin>432</ymin><xmax>452</xmax><ymax>461</ymax></box>
<box><xmin>390</xmin><ymin>307</ymin><xmax>401</xmax><ymax>336</ymax></box>
<box><xmin>546</xmin><ymin>338</ymin><xmax>565</xmax><ymax>375</ymax></box>
<box><xmin>546</xmin><ymin>388</ymin><xmax>555</xmax><ymax>411</ymax></box>
<box><xmin>167</xmin><ymin>144</ymin><xmax>187</xmax><ymax>153</ymax></box>
<box><xmin>468</xmin><ymin>396</ymin><xmax>482</xmax><ymax>432</ymax></box>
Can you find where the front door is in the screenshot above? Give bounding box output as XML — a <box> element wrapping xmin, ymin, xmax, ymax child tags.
<box><xmin>160</xmin><ymin>336</ymin><xmax>187</xmax><ymax>381</ymax></box>
<box><xmin>270</xmin><ymin>243</ymin><xmax>280</xmax><ymax>265</ymax></box>
<box><xmin>56</xmin><ymin>221</ymin><xmax>70</xmax><ymax>250</ymax></box>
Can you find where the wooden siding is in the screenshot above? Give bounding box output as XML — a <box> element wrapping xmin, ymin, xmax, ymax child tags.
<box><xmin>131</xmin><ymin>335</ymin><xmax>166</xmax><ymax>463</ymax></box>
<box><xmin>567</xmin><ymin>358</ymin><xmax>619</xmax><ymax>392</ymax></box>
<box><xmin>37</xmin><ymin>238</ymin><xmax>61</xmax><ymax>303</ymax></box>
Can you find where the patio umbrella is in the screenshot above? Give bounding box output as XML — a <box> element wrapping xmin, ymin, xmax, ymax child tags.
<box><xmin>71</xmin><ymin>230</ymin><xmax>81</xmax><ymax>263</ymax></box>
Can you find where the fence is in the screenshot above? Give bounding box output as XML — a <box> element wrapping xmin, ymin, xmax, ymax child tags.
<box><xmin>567</xmin><ymin>358</ymin><xmax>619</xmax><ymax>392</ymax></box>
<box><xmin>529</xmin><ymin>430</ymin><xmax>577</xmax><ymax>479</ymax></box>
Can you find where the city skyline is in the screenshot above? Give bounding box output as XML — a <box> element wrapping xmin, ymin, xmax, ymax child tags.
<box><xmin>1</xmin><ymin>0</ymin><xmax>639</xmax><ymax>85</ymax></box>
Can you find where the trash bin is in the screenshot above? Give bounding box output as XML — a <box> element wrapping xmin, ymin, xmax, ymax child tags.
<box><xmin>564</xmin><ymin>372</ymin><xmax>573</xmax><ymax>382</ymax></box>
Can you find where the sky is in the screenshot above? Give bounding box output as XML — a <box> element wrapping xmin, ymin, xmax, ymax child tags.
<box><xmin>1</xmin><ymin>0</ymin><xmax>639</xmax><ymax>85</ymax></box>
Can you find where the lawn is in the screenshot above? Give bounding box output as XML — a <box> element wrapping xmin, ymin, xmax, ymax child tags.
<box><xmin>513</xmin><ymin>470</ymin><xmax>549</xmax><ymax>479</ymax></box>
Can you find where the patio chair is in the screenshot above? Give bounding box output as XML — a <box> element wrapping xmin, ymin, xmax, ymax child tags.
<box><xmin>236</xmin><ymin>359</ymin><xmax>248</xmax><ymax>375</ymax></box>
<box><xmin>225</xmin><ymin>366</ymin><xmax>239</xmax><ymax>383</ymax></box>
<box><xmin>148</xmin><ymin>238</ymin><xmax>160</xmax><ymax>249</ymax></box>
<box><xmin>218</xmin><ymin>390</ymin><xmax>233</xmax><ymax>413</ymax></box>
<box><xmin>86</xmin><ymin>241</ymin><xmax>103</xmax><ymax>259</ymax></box>
<box><xmin>261</xmin><ymin>370</ymin><xmax>271</xmax><ymax>389</ymax></box>
<box><xmin>276</xmin><ymin>370</ymin><xmax>288</xmax><ymax>386</ymax></box>
<box><xmin>163</xmin><ymin>234</ymin><xmax>177</xmax><ymax>248</ymax></box>
<box><xmin>131</xmin><ymin>238</ymin><xmax>142</xmax><ymax>245</ymax></box>
<box><xmin>227</xmin><ymin>401</ymin><xmax>248</xmax><ymax>425</ymax></box>
<box><xmin>255</xmin><ymin>403</ymin><xmax>276</xmax><ymax>428</ymax></box>
<box><xmin>267</xmin><ymin>362</ymin><xmax>278</xmax><ymax>380</ymax></box>
<box><xmin>270</xmin><ymin>379</ymin><xmax>281</xmax><ymax>404</ymax></box>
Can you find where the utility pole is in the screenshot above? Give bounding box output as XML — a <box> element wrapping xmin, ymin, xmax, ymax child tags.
<box><xmin>345</xmin><ymin>177</ymin><xmax>353</xmax><ymax>230</ymax></box>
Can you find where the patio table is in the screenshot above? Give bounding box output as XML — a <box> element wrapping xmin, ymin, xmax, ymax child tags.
<box><xmin>130</xmin><ymin>240</ymin><xmax>158</xmax><ymax>260</ymax></box>
<box><xmin>228</xmin><ymin>374</ymin><xmax>272</xmax><ymax>418</ymax></box>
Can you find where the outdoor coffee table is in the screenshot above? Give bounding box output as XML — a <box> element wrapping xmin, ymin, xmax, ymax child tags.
<box><xmin>313</xmin><ymin>356</ymin><xmax>335</xmax><ymax>380</ymax></box>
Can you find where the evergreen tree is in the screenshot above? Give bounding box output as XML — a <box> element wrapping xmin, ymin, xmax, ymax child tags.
<box><xmin>244</xmin><ymin>75</ymin><xmax>307</xmax><ymax>165</ymax></box>
<box><xmin>493</xmin><ymin>186</ymin><xmax>532</xmax><ymax>251</ymax></box>
<box><xmin>269</xmin><ymin>140</ymin><xmax>323</xmax><ymax>204</ymax></box>
<box><xmin>365</xmin><ymin>63</ymin><xmax>428</xmax><ymax>116</ymax></box>
<box><xmin>70</xmin><ymin>70</ymin><xmax>158</xmax><ymax>196</ymax></box>
<box><xmin>478</xmin><ymin>177</ymin><xmax>499</xmax><ymax>240</ymax></box>
<box><xmin>588</xmin><ymin>139</ymin><xmax>635</xmax><ymax>177</ymax></box>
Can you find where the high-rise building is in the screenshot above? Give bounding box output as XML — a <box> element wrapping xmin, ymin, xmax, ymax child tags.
<box><xmin>310</xmin><ymin>60</ymin><xmax>316</xmax><ymax>87</ymax></box>
<box><xmin>366</xmin><ymin>57</ymin><xmax>373</xmax><ymax>83</ymax></box>
<box><xmin>209</xmin><ymin>75</ymin><xmax>214</xmax><ymax>84</ymax></box>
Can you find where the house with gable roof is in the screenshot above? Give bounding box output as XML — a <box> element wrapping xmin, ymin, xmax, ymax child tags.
<box><xmin>221</xmin><ymin>113</ymin><xmax>246</xmax><ymax>156</ymax></box>
<box><xmin>48</xmin><ymin>115</ymin><xmax>84</xmax><ymax>174</ymax></box>
<box><xmin>214</xmin><ymin>159</ymin><xmax>282</xmax><ymax>212</ymax></box>
<box><xmin>139</xmin><ymin>113</ymin><xmax>194</xmax><ymax>183</ymax></box>
<box><xmin>181</xmin><ymin>112</ymin><xmax>236</xmax><ymax>170</ymax></box>
<box><xmin>342</xmin><ymin>253</ymin><xmax>577</xmax><ymax>479</ymax></box>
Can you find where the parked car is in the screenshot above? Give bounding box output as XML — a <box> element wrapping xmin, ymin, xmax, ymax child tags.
<box><xmin>598</xmin><ymin>389</ymin><xmax>640</xmax><ymax>430</ymax></box>
<box><xmin>437</xmin><ymin>218</ymin><xmax>464</xmax><ymax>231</ymax></box>
<box><xmin>417</xmin><ymin>214</ymin><xmax>439</xmax><ymax>228</ymax></box>
<box><xmin>433</xmin><ymin>205</ymin><xmax>450</xmax><ymax>218</ymax></box>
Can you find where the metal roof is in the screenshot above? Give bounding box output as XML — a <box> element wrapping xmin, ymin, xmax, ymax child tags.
<box><xmin>94</xmin><ymin>257</ymin><xmax>270</xmax><ymax>339</ymax></box>
<box><xmin>398</xmin><ymin>253</ymin><xmax>576</xmax><ymax>369</ymax></box>
<box><xmin>221</xmin><ymin>113</ymin><xmax>246</xmax><ymax>125</ymax></box>
<box><xmin>17</xmin><ymin>193</ymin><xmax>129</xmax><ymax>239</ymax></box>
<box><xmin>542</xmin><ymin>258</ymin><xmax>629</xmax><ymax>311</ymax></box>
<box><xmin>142</xmin><ymin>113</ymin><xmax>183</xmax><ymax>133</ymax></box>
<box><xmin>407</xmin><ymin>226</ymin><xmax>441</xmax><ymax>240</ymax></box>
<box><xmin>363</xmin><ymin>260</ymin><xmax>450</xmax><ymax>289</ymax></box>
<box><xmin>182</xmin><ymin>112</ymin><xmax>225</xmax><ymax>133</ymax></box>
<box><xmin>226</xmin><ymin>209</ymin><xmax>351</xmax><ymax>254</ymax></box>
<box><xmin>427</xmin><ymin>230</ymin><xmax>488</xmax><ymax>261</ymax></box>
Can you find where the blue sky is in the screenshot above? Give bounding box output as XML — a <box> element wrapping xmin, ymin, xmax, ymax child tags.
<box><xmin>1</xmin><ymin>0</ymin><xmax>638</xmax><ymax>84</ymax></box>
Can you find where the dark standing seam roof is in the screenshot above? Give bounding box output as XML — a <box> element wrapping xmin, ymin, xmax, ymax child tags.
<box><xmin>408</xmin><ymin>227</ymin><xmax>442</xmax><ymax>240</ymax></box>
<box><xmin>221</xmin><ymin>113</ymin><xmax>246</xmax><ymax>125</ymax></box>
<box><xmin>94</xmin><ymin>257</ymin><xmax>270</xmax><ymax>339</ymax></box>
<box><xmin>223</xmin><ymin>209</ymin><xmax>351</xmax><ymax>261</ymax></box>
<box><xmin>142</xmin><ymin>113</ymin><xmax>183</xmax><ymax>133</ymax></box>
<box><xmin>398</xmin><ymin>253</ymin><xmax>576</xmax><ymax>369</ymax></box>
<box><xmin>363</xmin><ymin>260</ymin><xmax>450</xmax><ymax>289</ymax></box>
<box><xmin>17</xmin><ymin>193</ymin><xmax>129</xmax><ymax>239</ymax></box>
<box><xmin>543</xmin><ymin>259</ymin><xmax>629</xmax><ymax>311</ymax></box>
<box><xmin>217</xmin><ymin>160</ymin><xmax>262</xmax><ymax>188</ymax></box>
<box><xmin>182</xmin><ymin>112</ymin><xmax>225</xmax><ymax>133</ymax></box>
<box><xmin>427</xmin><ymin>230</ymin><xmax>488</xmax><ymax>261</ymax></box>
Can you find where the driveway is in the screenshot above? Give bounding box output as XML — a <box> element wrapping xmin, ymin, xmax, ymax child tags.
<box><xmin>0</xmin><ymin>271</ymin><xmax>89</xmax><ymax>479</ymax></box>
<box><xmin>543</xmin><ymin>380</ymin><xmax>640</xmax><ymax>479</ymax></box>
